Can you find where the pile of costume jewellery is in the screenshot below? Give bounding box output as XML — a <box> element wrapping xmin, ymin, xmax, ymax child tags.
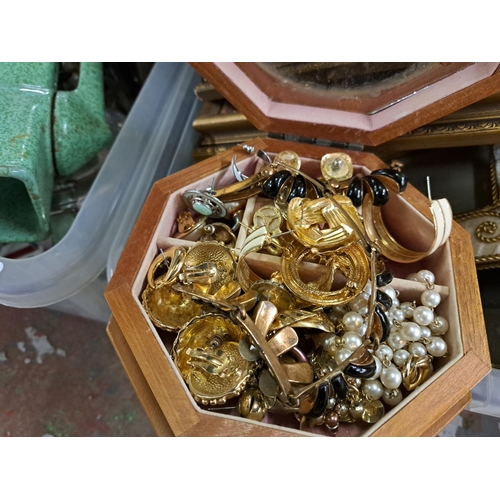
<box><xmin>141</xmin><ymin>149</ymin><xmax>453</xmax><ymax>434</ymax></box>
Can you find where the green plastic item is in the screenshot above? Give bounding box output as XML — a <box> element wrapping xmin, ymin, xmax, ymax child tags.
<box><xmin>53</xmin><ymin>63</ymin><xmax>112</xmax><ymax>176</ymax></box>
<box><xmin>0</xmin><ymin>62</ymin><xmax>111</xmax><ymax>243</ymax></box>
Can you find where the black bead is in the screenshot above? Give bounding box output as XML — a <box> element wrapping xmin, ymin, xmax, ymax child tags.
<box><xmin>344</xmin><ymin>360</ymin><xmax>377</xmax><ymax>379</ymax></box>
<box><xmin>287</xmin><ymin>175</ymin><xmax>307</xmax><ymax>202</ymax></box>
<box><xmin>305</xmin><ymin>382</ymin><xmax>330</xmax><ymax>419</ymax></box>
<box><xmin>331</xmin><ymin>374</ymin><xmax>348</xmax><ymax>400</ymax></box>
<box><xmin>346</xmin><ymin>176</ymin><xmax>363</xmax><ymax>207</ymax></box>
<box><xmin>371</xmin><ymin>169</ymin><xmax>407</xmax><ymax>193</ymax></box>
<box><xmin>376</xmin><ymin>268</ymin><xmax>393</xmax><ymax>287</ymax></box>
<box><xmin>376</xmin><ymin>290</ymin><xmax>393</xmax><ymax>311</ymax></box>
<box><xmin>375</xmin><ymin>304</ymin><xmax>391</xmax><ymax>342</ymax></box>
<box><xmin>262</xmin><ymin>171</ymin><xmax>291</xmax><ymax>198</ymax></box>
<box><xmin>313</xmin><ymin>179</ymin><xmax>327</xmax><ymax>197</ymax></box>
<box><xmin>364</xmin><ymin>176</ymin><xmax>389</xmax><ymax>206</ymax></box>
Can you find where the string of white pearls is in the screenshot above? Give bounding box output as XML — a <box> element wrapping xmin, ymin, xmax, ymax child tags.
<box><xmin>319</xmin><ymin>270</ymin><xmax>449</xmax><ymax>411</ymax></box>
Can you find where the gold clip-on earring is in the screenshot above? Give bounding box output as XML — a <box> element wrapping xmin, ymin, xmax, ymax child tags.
<box><xmin>172</xmin><ymin>313</ymin><xmax>256</xmax><ymax>405</ymax></box>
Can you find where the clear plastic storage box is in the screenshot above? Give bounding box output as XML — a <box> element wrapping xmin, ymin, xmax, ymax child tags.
<box><xmin>469</xmin><ymin>369</ymin><xmax>500</xmax><ymax>418</ymax></box>
<box><xmin>0</xmin><ymin>63</ymin><xmax>201</xmax><ymax>323</ymax></box>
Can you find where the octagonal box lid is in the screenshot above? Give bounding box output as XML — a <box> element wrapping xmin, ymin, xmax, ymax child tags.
<box><xmin>105</xmin><ymin>137</ymin><xmax>490</xmax><ymax>437</ymax></box>
<box><xmin>192</xmin><ymin>62</ymin><xmax>500</xmax><ymax>147</ymax></box>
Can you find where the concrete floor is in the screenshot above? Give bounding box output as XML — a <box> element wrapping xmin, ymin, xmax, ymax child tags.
<box><xmin>0</xmin><ymin>304</ymin><xmax>154</xmax><ymax>437</ymax></box>
<box><xmin>1</xmin><ymin>304</ymin><xmax>498</xmax><ymax>437</ymax></box>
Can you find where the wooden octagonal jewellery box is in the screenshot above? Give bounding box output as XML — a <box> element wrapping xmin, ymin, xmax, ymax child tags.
<box><xmin>105</xmin><ymin>63</ymin><xmax>500</xmax><ymax>437</ymax></box>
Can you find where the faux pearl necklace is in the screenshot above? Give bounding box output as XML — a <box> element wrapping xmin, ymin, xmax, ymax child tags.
<box><xmin>317</xmin><ymin>269</ymin><xmax>448</xmax><ymax>427</ymax></box>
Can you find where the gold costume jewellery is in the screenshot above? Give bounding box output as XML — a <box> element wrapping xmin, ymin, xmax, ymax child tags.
<box><xmin>142</xmin><ymin>246</ymin><xmax>205</xmax><ymax>331</ymax></box>
<box><xmin>287</xmin><ymin>195</ymin><xmax>365</xmax><ymax>250</ymax></box>
<box><xmin>280</xmin><ymin>241</ymin><xmax>370</xmax><ymax>307</ymax></box>
<box><xmin>146</xmin><ymin>246</ymin><xmax>186</xmax><ymax>288</ymax></box>
<box><xmin>173</xmin><ymin>313</ymin><xmax>255</xmax><ymax>405</ymax></box>
<box><xmin>362</xmin><ymin>183</ymin><xmax>453</xmax><ymax>263</ymax></box>
<box><xmin>138</xmin><ymin>147</ymin><xmax>454</xmax><ymax>434</ymax></box>
<box><xmin>180</xmin><ymin>241</ymin><xmax>237</xmax><ymax>295</ymax></box>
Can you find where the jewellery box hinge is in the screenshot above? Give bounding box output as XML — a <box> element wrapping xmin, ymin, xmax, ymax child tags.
<box><xmin>268</xmin><ymin>133</ymin><xmax>364</xmax><ymax>152</ymax></box>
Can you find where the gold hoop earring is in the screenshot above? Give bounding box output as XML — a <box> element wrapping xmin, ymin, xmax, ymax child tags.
<box><xmin>147</xmin><ymin>246</ymin><xmax>186</xmax><ymax>288</ymax></box>
<box><xmin>362</xmin><ymin>194</ymin><xmax>452</xmax><ymax>263</ymax></box>
<box><xmin>280</xmin><ymin>242</ymin><xmax>370</xmax><ymax>307</ymax></box>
